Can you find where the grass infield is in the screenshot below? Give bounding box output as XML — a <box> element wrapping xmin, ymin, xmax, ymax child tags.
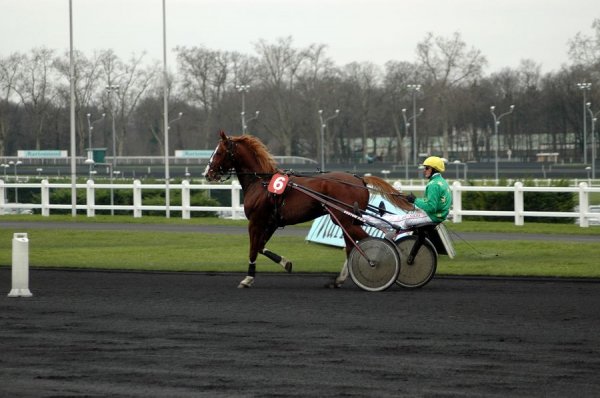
<box><xmin>1</xmin><ymin>215</ymin><xmax>599</xmax><ymax>278</ymax></box>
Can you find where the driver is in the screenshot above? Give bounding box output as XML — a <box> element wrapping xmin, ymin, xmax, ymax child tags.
<box><xmin>363</xmin><ymin>156</ymin><xmax>452</xmax><ymax>230</ymax></box>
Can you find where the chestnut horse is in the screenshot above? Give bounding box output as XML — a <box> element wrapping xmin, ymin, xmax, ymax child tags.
<box><xmin>204</xmin><ymin>131</ymin><xmax>411</xmax><ymax>288</ymax></box>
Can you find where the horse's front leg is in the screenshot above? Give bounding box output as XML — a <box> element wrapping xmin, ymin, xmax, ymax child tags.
<box><xmin>238</xmin><ymin>222</ymin><xmax>280</xmax><ymax>288</ymax></box>
<box><xmin>238</xmin><ymin>225</ymin><xmax>261</xmax><ymax>289</ymax></box>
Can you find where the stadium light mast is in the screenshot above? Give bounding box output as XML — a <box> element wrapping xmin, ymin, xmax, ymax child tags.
<box><xmin>407</xmin><ymin>84</ymin><xmax>422</xmax><ymax>165</ymax></box>
<box><xmin>318</xmin><ymin>109</ymin><xmax>340</xmax><ymax>172</ymax></box>
<box><xmin>578</xmin><ymin>82</ymin><xmax>592</xmax><ymax>164</ymax></box>
<box><xmin>490</xmin><ymin>104</ymin><xmax>515</xmax><ymax>182</ymax></box>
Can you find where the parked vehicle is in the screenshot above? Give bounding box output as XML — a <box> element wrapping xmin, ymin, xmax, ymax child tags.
<box><xmin>1</xmin><ymin>205</ymin><xmax>34</xmax><ymax>215</ymax></box>
<box><xmin>574</xmin><ymin>205</ymin><xmax>600</xmax><ymax>226</ymax></box>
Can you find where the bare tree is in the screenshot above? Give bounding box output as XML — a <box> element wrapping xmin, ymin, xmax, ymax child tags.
<box><xmin>254</xmin><ymin>36</ymin><xmax>311</xmax><ymax>155</ymax></box>
<box><xmin>416</xmin><ymin>32</ymin><xmax>487</xmax><ymax>159</ymax></box>
<box><xmin>384</xmin><ymin>60</ymin><xmax>419</xmax><ymax>162</ymax></box>
<box><xmin>568</xmin><ymin>18</ymin><xmax>600</xmax><ymax>68</ymax></box>
<box><xmin>341</xmin><ymin>62</ymin><xmax>383</xmax><ymax>161</ymax></box>
<box><xmin>0</xmin><ymin>52</ymin><xmax>23</xmax><ymax>156</ymax></box>
<box><xmin>295</xmin><ymin>43</ymin><xmax>338</xmax><ymax>159</ymax></box>
<box><xmin>176</xmin><ymin>46</ymin><xmax>240</xmax><ymax>146</ymax></box>
<box><xmin>13</xmin><ymin>48</ymin><xmax>58</xmax><ymax>150</ymax></box>
<box><xmin>140</xmin><ymin>73</ymin><xmax>180</xmax><ymax>156</ymax></box>
<box><xmin>100</xmin><ymin>50</ymin><xmax>158</xmax><ymax>156</ymax></box>
<box><xmin>54</xmin><ymin>50</ymin><xmax>105</xmax><ymax>155</ymax></box>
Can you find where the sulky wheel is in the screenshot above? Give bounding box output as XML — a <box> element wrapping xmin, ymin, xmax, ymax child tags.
<box><xmin>348</xmin><ymin>237</ymin><xmax>400</xmax><ymax>292</ymax></box>
<box><xmin>394</xmin><ymin>235</ymin><xmax>437</xmax><ymax>288</ymax></box>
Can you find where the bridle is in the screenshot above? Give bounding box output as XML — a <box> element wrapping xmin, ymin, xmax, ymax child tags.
<box><xmin>205</xmin><ymin>138</ymin><xmax>236</xmax><ymax>182</ymax></box>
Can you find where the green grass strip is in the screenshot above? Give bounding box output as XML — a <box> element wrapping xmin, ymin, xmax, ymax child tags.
<box><xmin>0</xmin><ymin>222</ymin><xmax>599</xmax><ymax>278</ymax></box>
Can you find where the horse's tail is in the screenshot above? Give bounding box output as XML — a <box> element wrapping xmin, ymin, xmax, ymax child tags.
<box><xmin>363</xmin><ymin>175</ymin><xmax>413</xmax><ymax>212</ymax></box>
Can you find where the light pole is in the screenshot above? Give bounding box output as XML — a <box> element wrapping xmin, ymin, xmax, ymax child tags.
<box><xmin>585</xmin><ymin>166</ymin><xmax>591</xmax><ymax>184</ymax></box>
<box><xmin>162</xmin><ymin>111</ymin><xmax>184</xmax><ymax>214</ymax></box>
<box><xmin>162</xmin><ymin>0</ymin><xmax>171</xmax><ymax>218</ymax></box>
<box><xmin>244</xmin><ymin>110</ymin><xmax>260</xmax><ymax>134</ymax></box>
<box><xmin>105</xmin><ymin>84</ymin><xmax>120</xmax><ymax>216</ymax></box>
<box><xmin>86</xmin><ymin>112</ymin><xmax>106</xmax><ymax>152</ymax></box>
<box><xmin>105</xmin><ymin>84</ymin><xmax>120</xmax><ymax>171</ymax></box>
<box><xmin>586</xmin><ymin>102</ymin><xmax>599</xmax><ymax>180</ymax></box>
<box><xmin>452</xmin><ymin>160</ymin><xmax>468</xmax><ymax>180</ymax></box>
<box><xmin>1</xmin><ymin>163</ymin><xmax>8</xmax><ymax>180</ymax></box>
<box><xmin>401</xmin><ymin>105</ymin><xmax>424</xmax><ymax>168</ymax></box>
<box><xmin>69</xmin><ymin>0</ymin><xmax>76</xmax><ymax>217</ymax></box>
<box><xmin>169</xmin><ymin>111</ymin><xmax>184</xmax><ymax>128</ymax></box>
<box><xmin>1</xmin><ymin>163</ymin><xmax>8</xmax><ymax>202</ymax></box>
<box><xmin>490</xmin><ymin>104</ymin><xmax>515</xmax><ymax>181</ymax></box>
<box><xmin>86</xmin><ymin>112</ymin><xmax>105</xmax><ymax>179</ymax></box>
<box><xmin>407</xmin><ymin>84</ymin><xmax>422</xmax><ymax>165</ymax></box>
<box><xmin>578</xmin><ymin>82</ymin><xmax>592</xmax><ymax>164</ymax></box>
<box><xmin>453</xmin><ymin>160</ymin><xmax>460</xmax><ymax>179</ymax></box>
<box><xmin>236</xmin><ymin>85</ymin><xmax>257</xmax><ymax>135</ymax></box>
<box><xmin>9</xmin><ymin>160</ymin><xmax>22</xmax><ymax>202</ymax></box>
<box><xmin>318</xmin><ymin>109</ymin><xmax>340</xmax><ymax>172</ymax></box>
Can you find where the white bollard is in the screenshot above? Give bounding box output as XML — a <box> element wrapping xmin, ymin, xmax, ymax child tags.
<box><xmin>8</xmin><ymin>232</ymin><xmax>33</xmax><ymax>297</ymax></box>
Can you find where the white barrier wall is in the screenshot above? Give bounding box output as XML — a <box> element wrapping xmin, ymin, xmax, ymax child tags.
<box><xmin>8</xmin><ymin>233</ymin><xmax>33</xmax><ymax>298</ymax></box>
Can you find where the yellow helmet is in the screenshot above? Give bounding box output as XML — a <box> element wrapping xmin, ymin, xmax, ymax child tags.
<box><xmin>422</xmin><ymin>156</ymin><xmax>445</xmax><ymax>172</ymax></box>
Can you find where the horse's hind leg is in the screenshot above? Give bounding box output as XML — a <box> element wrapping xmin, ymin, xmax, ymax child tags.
<box><xmin>327</xmin><ymin>224</ymin><xmax>368</xmax><ymax>289</ymax></box>
<box><xmin>325</xmin><ymin>259</ymin><xmax>348</xmax><ymax>288</ymax></box>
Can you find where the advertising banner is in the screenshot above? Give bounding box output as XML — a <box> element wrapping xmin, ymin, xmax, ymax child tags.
<box><xmin>17</xmin><ymin>150</ymin><xmax>67</xmax><ymax>158</ymax></box>
<box><xmin>175</xmin><ymin>150</ymin><xmax>214</xmax><ymax>158</ymax></box>
<box><xmin>305</xmin><ymin>195</ymin><xmax>407</xmax><ymax>247</ymax></box>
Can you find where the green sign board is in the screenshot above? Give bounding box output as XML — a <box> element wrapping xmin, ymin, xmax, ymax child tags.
<box><xmin>18</xmin><ymin>150</ymin><xmax>68</xmax><ymax>158</ymax></box>
<box><xmin>175</xmin><ymin>150</ymin><xmax>214</xmax><ymax>159</ymax></box>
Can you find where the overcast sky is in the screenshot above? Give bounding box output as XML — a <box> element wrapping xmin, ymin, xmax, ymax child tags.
<box><xmin>1</xmin><ymin>0</ymin><xmax>598</xmax><ymax>74</ymax></box>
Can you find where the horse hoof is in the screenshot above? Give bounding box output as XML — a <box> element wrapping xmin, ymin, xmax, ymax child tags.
<box><xmin>324</xmin><ymin>281</ymin><xmax>342</xmax><ymax>289</ymax></box>
<box><xmin>238</xmin><ymin>276</ymin><xmax>254</xmax><ymax>288</ymax></box>
<box><xmin>284</xmin><ymin>262</ymin><xmax>293</xmax><ymax>273</ymax></box>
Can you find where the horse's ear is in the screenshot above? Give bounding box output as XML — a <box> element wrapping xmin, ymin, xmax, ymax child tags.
<box><xmin>219</xmin><ymin>130</ymin><xmax>228</xmax><ymax>141</ymax></box>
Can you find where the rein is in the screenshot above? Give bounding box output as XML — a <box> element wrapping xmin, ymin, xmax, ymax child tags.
<box><xmin>289</xmin><ymin>182</ymin><xmax>397</xmax><ymax>247</ymax></box>
<box><xmin>208</xmin><ymin>135</ymin><xmax>403</xmax><ymax>202</ymax></box>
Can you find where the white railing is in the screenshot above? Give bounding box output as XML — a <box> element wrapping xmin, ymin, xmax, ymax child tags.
<box><xmin>449</xmin><ymin>181</ymin><xmax>600</xmax><ymax>228</ymax></box>
<box><xmin>0</xmin><ymin>179</ymin><xmax>599</xmax><ymax>227</ymax></box>
<box><xmin>0</xmin><ymin>179</ymin><xmax>245</xmax><ymax>219</ymax></box>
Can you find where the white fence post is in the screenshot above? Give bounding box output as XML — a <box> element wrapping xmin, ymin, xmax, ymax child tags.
<box><xmin>41</xmin><ymin>179</ymin><xmax>50</xmax><ymax>217</ymax></box>
<box><xmin>579</xmin><ymin>182</ymin><xmax>589</xmax><ymax>228</ymax></box>
<box><xmin>181</xmin><ymin>180</ymin><xmax>191</xmax><ymax>219</ymax></box>
<box><xmin>514</xmin><ymin>181</ymin><xmax>524</xmax><ymax>226</ymax></box>
<box><xmin>231</xmin><ymin>180</ymin><xmax>244</xmax><ymax>220</ymax></box>
<box><xmin>451</xmin><ymin>181</ymin><xmax>462</xmax><ymax>223</ymax></box>
<box><xmin>8</xmin><ymin>233</ymin><xmax>32</xmax><ymax>297</ymax></box>
<box><xmin>0</xmin><ymin>179</ymin><xmax>5</xmax><ymax>215</ymax></box>
<box><xmin>133</xmin><ymin>179</ymin><xmax>142</xmax><ymax>218</ymax></box>
<box><xmin>86</xmin><ymin>179</ymin><xmax>95</xmax><ymax>217</ymax></box>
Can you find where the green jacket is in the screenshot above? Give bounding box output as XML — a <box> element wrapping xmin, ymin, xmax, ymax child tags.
<box><xmin>414</xmin><ymin>173</ymin><xmax>452</xmax><ymax>222</ymax></box>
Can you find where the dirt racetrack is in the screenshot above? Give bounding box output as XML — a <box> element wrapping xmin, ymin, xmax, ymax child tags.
<box><xmin>1</xmin><ymin>269</ymin><xmax>599</xmax><ymax>397</ymax></box>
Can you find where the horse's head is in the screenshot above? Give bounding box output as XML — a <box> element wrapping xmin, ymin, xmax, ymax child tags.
<box><xmin>204</xmin><ymin>131</ymin><xmax>235</xmax><ymax>182</ymax></box>
<box><xmin>204</xmin><ymin>130</ymin><xmax>278</xmax><ymax>181</ymax></box>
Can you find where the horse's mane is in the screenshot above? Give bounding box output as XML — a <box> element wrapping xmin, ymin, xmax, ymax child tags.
<box><xmin>231</xmin><ymin>134</ymin><xmax>278</xmax><ymax>173</ymax></box>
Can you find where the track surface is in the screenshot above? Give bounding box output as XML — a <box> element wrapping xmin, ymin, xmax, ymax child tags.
<box><xmin>2</xmin><ymin>269</ymin><xmax>599</xmax><ymax>397</ymax></box>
